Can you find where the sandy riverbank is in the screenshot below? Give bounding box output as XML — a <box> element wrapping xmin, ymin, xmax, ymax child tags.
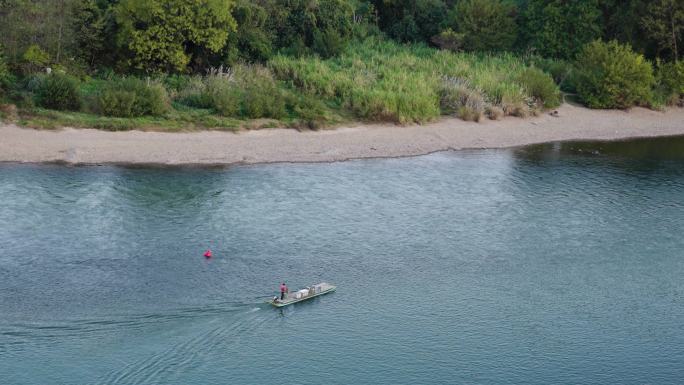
<box><xmin>1</xmin><ymin>104</ymin><xmax>683</xmax><ymax>165</ymax></box>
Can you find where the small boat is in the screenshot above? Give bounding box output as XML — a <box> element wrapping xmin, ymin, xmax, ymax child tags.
<box><xmin>269</xmin><ymin>282</ymin><xmax>336</xmax><ymax>307</ymax></box>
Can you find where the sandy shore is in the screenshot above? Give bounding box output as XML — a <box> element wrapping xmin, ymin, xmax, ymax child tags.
<box><xmin>1</xmin><ymin>104</ymin><xmax>683</xmax><ymax>165</ymax></box>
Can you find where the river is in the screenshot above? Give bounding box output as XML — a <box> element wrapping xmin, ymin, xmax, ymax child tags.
<box><xmin>1</xmin><ymin>137</ymin><xmax>683</xmax><ymax>384</ymax></box>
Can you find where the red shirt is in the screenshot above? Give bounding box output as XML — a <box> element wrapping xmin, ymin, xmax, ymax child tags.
<box><xmin>280</xmin><ymin>284</ymin><xmax>287</xmax><ymax>293</ymax></box>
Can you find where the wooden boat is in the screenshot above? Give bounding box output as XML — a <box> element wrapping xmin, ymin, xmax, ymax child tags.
<box><xmin>269</xmin><ymin>282</ymin><xmax>336</xmax><ymax>307</ymax></box>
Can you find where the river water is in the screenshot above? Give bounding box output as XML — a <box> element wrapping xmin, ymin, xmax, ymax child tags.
<box><xmin>1</xmin><ymin>137</ymin><xmax>684</xmax><ymax>384</ymax></box>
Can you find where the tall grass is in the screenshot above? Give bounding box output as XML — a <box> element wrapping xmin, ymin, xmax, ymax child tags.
<box><xmin>8</xmin><ymin>39</ymin><xmax>561</xmax><ymax>130</ymax></box>
<box><xmin>270</xmin><ymin>38</ymin><xmax>560</xmax><ymax>123</ymax></box>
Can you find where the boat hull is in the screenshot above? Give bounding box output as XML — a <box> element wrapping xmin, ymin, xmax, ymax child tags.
<box><xmin>269</xmin><ymin>284</ymin><xmax>336</xmax><ymax>307</ymax></box>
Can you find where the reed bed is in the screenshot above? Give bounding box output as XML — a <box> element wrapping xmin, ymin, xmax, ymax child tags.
<box><xmin>270</xmin><ymin>38</ymin><xmax>560</xmax><ymax>124</ymax></box>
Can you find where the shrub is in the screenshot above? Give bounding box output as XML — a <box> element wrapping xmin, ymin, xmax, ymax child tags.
<box><xmin>235</xmin><ymin>65</ymin><xmax>285</xmax><ymax>119</ymax></box>
<box><xmin>162</xmin><ymin>74</ymin><xmax>194</xmax><ymax>97</ymax></box>
<box><xmin>176</xmin><ymin>65</ymin><xmax>284</xmax><ymax>119</ymax></box>
<box><xmin>34</xmin><ymin>74</ymin><xmax>82</xmax><ymax>111</ymax></box>
<box><xmin>96</xmin><ymin>77</ymin><xmax>169</xmax><ymax>117</ymax></box>
<box><xmin>655</xmin><ymin>60</ymin><xmax>684</xmax><ymax>106</ymax></box>
<box><xmin>431</xmin><ymin>29</ymin><xmax>465</xmax><ymax>52</ymax></box>
<box><xmin>312</xmin><ymin>28</ymin><xmax>346</xmax><ymax>59</ymax></box>
<box><xmin>176</xmin><ymin>76</ymin><xmax>214</xmax><ymax>109</ymax></box>
<box><xmin>529</xmin><ymin>57</ymin><xmax>577</xmax><ymax>93</ymax></box>
<box><xmin>97</xmin><ymin>89</ymin><xmax>137</xmax><ymax>117</ymax></box>
<box><xmin>517</xmin><ymin>67</ymin><xmax>561</xmax><ymax>108</ymax></box>
<box><xmin>485</xmin><ymin>105</ymin><xmax>504</xmax><ymax>120</ymax></box>
<box><xmin>439</xmin><ymin>77</ymin><xmax>485</xmax><ymax>121</ymax></box>
<box><xmin>486</xmin><ymin>82</ymin><xmax>528</xmax><ymax>116</ymax></box>
<box><xmin>575</xmin><ymin>40</ymin><xmax>655</xmax><ymax>109</ymax></box>
<box><xmin>285</xmin><ymin>92</ymin><xmax>331</xmax><ymax>129</ymax></box>
<box><xmin>206</xmin><ymin>76</ymin><xmax>241</xmax><ymax>116</ymax></box>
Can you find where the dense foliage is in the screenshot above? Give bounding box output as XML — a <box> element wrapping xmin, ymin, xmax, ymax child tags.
<box><xmin>523</xmin><ymin>0</ymin><xmax>602</xmax><ymax>59</ymax></box>
<box><xmin>655</xmin><ymin>61</ymin><xmax>684</xmax><ymax>106</ymax></box>
<box><xmin>1</xmin><ymin>0</ymin><xmax>681</xmax><ymax>70</ymax></box>
<box><xmin>445</xmin><ymin>0</ymin><xmax>518</xmax><ymax>53</ymax></box>
<box><xmin>575</xmin><ymin>41</ymin><xmax>655</xmax><ymax>109</ymax></box>
<box><xmin>270</xmin><ymin>39</ymin><xmax>559</xmax><ymax>123</ymax></box>
<box><xmin>96</xmin><ymin>78</ymin><xmax>169</xmax><ymax>117</ymax></box>
<box><xmin>0</xmin><ymin>0</ymin><xmax>682</xmax><ymax>129</ymax></box>
<box><xmin>114</xmin><ymin>0</ymin><xmax>237</xmax><ymax>73</ymax></box>
<box><xmin>0</xmin><ymin>47</ymin><xmax>11</xmax><ymax>98</ymax></box>
<box><xmin>32</xmin><ymin>74</ymin><xmax>82</xmax><ymax>111</ymax></box>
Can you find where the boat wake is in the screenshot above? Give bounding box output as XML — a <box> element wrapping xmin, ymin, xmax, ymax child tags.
<box><xmin>95</xmin><ymin>310</ymin><xmax>270</xmax><ymax>385</ymax></box>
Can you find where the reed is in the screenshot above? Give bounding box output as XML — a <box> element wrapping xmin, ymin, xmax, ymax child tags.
<box><xmin>269</xmin><ymin>38</ymin><xmax>560</xmax><ymax>124</ymax></box>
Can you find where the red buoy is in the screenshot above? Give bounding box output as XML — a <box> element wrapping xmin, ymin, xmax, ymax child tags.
<box><xmin>204</xmin><ymin>249</ymin><xmax>212</xmax><ymax>259</ymax></box>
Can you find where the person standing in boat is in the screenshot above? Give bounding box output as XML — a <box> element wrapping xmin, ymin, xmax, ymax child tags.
<box><xmin>280</xmin><ymin>282</ymin><xmax>288</xmax><ymax>300</ymax></box>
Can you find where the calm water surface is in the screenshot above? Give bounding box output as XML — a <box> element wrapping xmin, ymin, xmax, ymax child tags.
<box><xmin>1</xmin><ymin>137</ymin><xmax>684</xmax><ymax>384</ymax></box>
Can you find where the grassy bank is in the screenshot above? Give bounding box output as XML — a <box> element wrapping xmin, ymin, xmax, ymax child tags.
<box><xmin>1</xmin><ymin>39</ymin><xmax>564</xmax><ymax>131</ymax></box>
<box><xmin>271</xmin><ymin>38</ymin><xmax>562</xmax><ymax>124</ymax></box>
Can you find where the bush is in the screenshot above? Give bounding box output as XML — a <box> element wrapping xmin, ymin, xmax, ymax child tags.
<box><xmin>34</xmin><ymin>74</ymin><xmax>82</xmax><ymax>111</ymax></box>
<box><xmin>312</xmin><ymin>28</ymin><xmax>346</xmax><ymax>59</ymax></box>
<box><xmin>655</xmin><ymin>61</ymin><xmax>684</xmax><ymax>106</ymax></box>
<box><xmin>235</xmin><ymin>65</ymin><xmax>285</xmax><ymax>119</ymax></box>
<box><xmin>517</xmin><ymin>67</ymin><xmax>561</xmax><ymax>108</ymax></box>
<box><xmin>529</xmin><ymin>57</ymin><xmax>577</xmax><ymax>93</ymax></box>
<box><xmin>575</xmin><ymin>40</ymin><xmax>655</xmax><ymax>109</ymax></box>
<box><xmin>96</xmin><ymin>77</ymin><xmax>169</xmax><ymax>117</ymax></box>
<box><xmin>285</xmin><ymin>91</ymin><xmax>332</xmax><ymax>129</ymax></box>
<box><xmin>206</xmin><ymin>76</ymin><xmax>241</xmax><ymax>116</ymax></box>
<box><xmin>431</xmin><ymin>29</ymin><xmax>465</xmax><ymax>52</ymax></box>
<box><xmin>176</xmin><ymin>76</ymin><xmax>213</xmax><ymax>109</ymax></box>
<box><xmin>485</xmin><ymin>82</ymin><xmax>528</xmax><ymax>117</ymax></box>
<box><xmin>485</xmin><ymin>105</ymin><xmax>504</xmax><ymax>120</ymax></box>
<box><xmin>97</xmin><ymin>89</ymin><xmax>137</xmax><ymax>117</ymax></box>
<box><xmin>439</xmin><ymin>77</ymin><xmax>485</xmax><ymax>121</ymax></box>
<box><xmin>175</xmin><ymin>65</ymin><xmax>284</xmax><ymax>119</ymax></box>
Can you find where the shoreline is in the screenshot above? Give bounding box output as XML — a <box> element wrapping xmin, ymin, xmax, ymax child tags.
<box><xmin>1</xmin><ymin>104</ymin><xmax>684</xmax><ymax>166</ymax></box>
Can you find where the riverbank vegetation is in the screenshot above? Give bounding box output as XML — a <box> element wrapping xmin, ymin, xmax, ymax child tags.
<box><xmin>0</xmin><ymin>0</ymin><xmax>682</xmax><ymax>131</ymax></box>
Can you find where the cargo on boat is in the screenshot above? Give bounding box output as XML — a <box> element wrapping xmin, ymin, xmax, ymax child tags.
<box><xmin>269</xmin><ymin>282</ymin><xmax>336</xmax><ymax>307</ymax></box>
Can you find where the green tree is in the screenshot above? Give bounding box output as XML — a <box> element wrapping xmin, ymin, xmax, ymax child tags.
<box><xmin>0</xmin><ymin>0</ymin><xmax>77</xmax><ymax>66</ymax></box>
<box><xmin>223</xmin><ymin>0</ymin><xmax>273</xmax><ymax>64</ymax></box>
<box><xmin>598</xmin><ymin>0</ymin><xmax>647</xmax><ymax>49</ymax></box>
<box><xmin>0</xmin><ymin>46</ymin><xmax>11</xmax><ymax>98</ymax></box>
<box><xmin>523</xmin><ymin>0</ymin><xmax>602</xmax><ymax>59</ymax></box>
<box><xmin>114</xmin><ymin>0</ymin><xmax>237</xmax><ymax>73</ymax></box>
<box><xmin>262</xmin><ymin>0</ymin><xmax>354</xmax><ymax>56</ymax></box>
<box><xmin>72</xmin><ymin>0</ymin><xmax>109</xmax><ymax>69</ymax></box>
<box><xmin>575</xmin><ymin>40</ymin><xmax>655</xmax><ymax>109</ymax></box>
<box><xmin>447</xmin><ymin>0</ymin><xmax>518</xmax><ymax>52</ymax></box>
<box><xmin>373</xmin><ymin>0</ymin><xmax>447</xmax><ymax>43</ymax></box>
<box><xmin>641</xmin><ymin>0</ymin><xmax>684</xmax><ymax>60</ymax></box>
<box><xmin>22</xmin><ymin>44</ymin><xmax>50</xmax><ymax>73</ymax></box>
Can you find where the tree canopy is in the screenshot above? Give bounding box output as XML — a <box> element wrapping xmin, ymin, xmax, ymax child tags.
<box><xmin>447</xmin><ymin>0</ymin><xmax>518</xmax><ymax>52</ymax></box>
<box><xmin>0</xmin><ymin>0</ymin><xmax>682</xmax><ymax>75</ymax></box>
<box><xmin>114</xmin><ymin>0</ymin><xmax>237</xmax><ymax>73</ymax></box>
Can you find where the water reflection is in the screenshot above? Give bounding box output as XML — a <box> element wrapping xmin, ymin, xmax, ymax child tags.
<box><xmin>513</xmin><ymin>136</ymin><xmax>684</xmax><ymax>179</ymax></box>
